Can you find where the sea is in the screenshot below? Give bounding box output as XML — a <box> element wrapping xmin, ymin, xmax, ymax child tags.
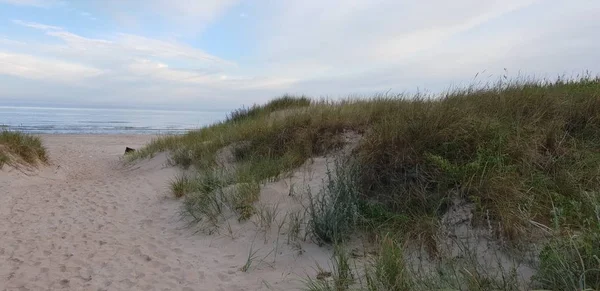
<box><xmin>0</xmin><ymin>106</ymin><xmax>227</xmax><ymax>134</ymax></box>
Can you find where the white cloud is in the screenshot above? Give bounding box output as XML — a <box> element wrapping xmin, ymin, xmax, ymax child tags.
<box><xmin>255</xmin><ymin>0</ymin><xmax>540</xmax><ymax>75</ymax></box>
<box><xmin>0</xmin><ymin>36</ymin><xmax>26</xmax><ymax>46</ymax></box>
<box><xmin>124</xmin><ymin>59</ymin><xmax>295</xmax><ymax>90</ymax></box>
<box><xmin>1</xmin><ymin>1</ymin><xmax>600</xmax><ymax>110</ymax></box>
<box><xmin>12</xmin><ymin>19</ymin><xmax>232</xmax><ymax>67</ymax></box>
<box><xmin>0</xmin><ymin>0</ymin><xmax>60</xmax><ymax>7</ymax></box>
<box><xmin>96</xmin><ymin>0</ymin><xmax>240</xmax><ymax>34</ymax></box>
<box><xmin>125</xmin><ymin>59</ymin><xmax>216</xmax><ymax>84</ymax></box>
<box><xmin>116</xmin><ymin>34</ymin><xmax>234</xmax><ymax>67</ymax></box>
<box><xmin>245</xmin><ymin>0</ymin><xmax>600</xmax><ymax>96</ymax></box>
<box><xmin>11</xmin><ymin>19</ymin><xmax>62</xmax><ymax>31</ymax></box>
<box><xmin>149</xmin><ymin>0</ymin><xmax>239</xmax><ymax>23</ymax></box>
<box><xmin>370</xmin><ymin>0</ymin><xmax>539</xmax><ymax>62</ymax></box>
<box><xmin>79</xmin><ymin>11</ymin><xmax>97</xmax><ymax>21</ymax></box>
<box><xmin>0</xmin><ymin>51</ymin><xmax>103</xmax><ymax>82</ymax></box>
<box><xmin>1</xmin><ymin>19</ymin><xmax>292</xmax><ymax>107</ymax></box>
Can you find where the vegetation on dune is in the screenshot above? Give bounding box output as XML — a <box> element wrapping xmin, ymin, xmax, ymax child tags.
<box><xmin>133</xmin><ymin>76</ymin><xmax>600</xmax><ymax>290</ymax></box>
<box><xmin>0</xmin><ymin>130</ymin><xmax>48</xmax><ymax>168</ymax></box>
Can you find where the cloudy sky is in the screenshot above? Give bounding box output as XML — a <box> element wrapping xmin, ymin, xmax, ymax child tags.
<box><xmin>0</xmin><ymin>0</ymin><xmax>599</xmax><ymax>110</ymax></box>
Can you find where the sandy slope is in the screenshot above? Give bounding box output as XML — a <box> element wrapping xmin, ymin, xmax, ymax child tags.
<box><xmin>0</xmin><ymin>135</ymin><xmax>332</xmax><ymax>291</ymax></box>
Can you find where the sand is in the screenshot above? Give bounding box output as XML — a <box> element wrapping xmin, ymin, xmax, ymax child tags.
<box><xmin>0</xmin><ymin>135</ymin><xmax>334</xmax><ymax>291</ymax></box>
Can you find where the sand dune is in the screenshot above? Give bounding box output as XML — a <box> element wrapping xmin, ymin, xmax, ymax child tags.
<box><xmin>0</xmin><ymin>135</ymin><xmax>332</xmax><ymax>291</ymax></box>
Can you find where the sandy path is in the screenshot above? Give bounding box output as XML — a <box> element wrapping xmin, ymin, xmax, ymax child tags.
<box><xmin>0</xmin><ymin>135</ymin><xmax>331</xmax><ymax>291</ymax></box>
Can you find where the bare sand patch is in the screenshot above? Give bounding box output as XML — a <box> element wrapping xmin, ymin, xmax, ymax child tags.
<box><xmin>0</xmin><ymin>135</ymin><xmax>335</xmax><ymax>291</ymax></box>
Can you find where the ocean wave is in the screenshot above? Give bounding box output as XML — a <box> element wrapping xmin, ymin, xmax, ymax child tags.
<box><xmin>0</xmin><ymin>106</ymin><xmax>222</xmax><ymax>135</ymax></box>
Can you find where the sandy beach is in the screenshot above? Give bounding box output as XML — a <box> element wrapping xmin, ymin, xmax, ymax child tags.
<box><xmin>0</xmin><ymin>135</ymin><xmax>332</xmax><ymax>291</ymax></box>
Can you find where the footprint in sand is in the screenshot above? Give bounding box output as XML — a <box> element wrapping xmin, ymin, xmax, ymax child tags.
<box><xmin>217</xmin><ymin>272</ymin><xmax>232</xmax><ymax>282</ymax></box>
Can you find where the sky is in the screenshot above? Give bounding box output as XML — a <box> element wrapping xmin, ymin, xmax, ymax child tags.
<box><xmin>0</xmin><ymin>0</ymin><xmax>599</xmax><ymax>110</ymax></box>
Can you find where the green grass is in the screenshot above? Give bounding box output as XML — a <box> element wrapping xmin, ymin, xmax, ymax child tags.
<box><xmin>133</xmin><ymin>76</ymin><xmax>600</xmax><ymax>290</ymax></box>
<box><xmin>305</xmin><ymin>246</ymin><xmax>355</xmax><ymax>291</ymax></box>
<box><xmin>532</xmin><ymin>204</ymin><xmax>600</xmax><ymax>290</ymax></box>
<box><xmin>307</xmin><ymin>157</ymin><xmax>360</xmax><ymax>245</ymax></box>
<box><xmin>306</xmin><ymin>235</ymin><xmax>526</xmax><ymax>291</ymax></box>
<box><xmin>226</xmin><ymin>94</ymin><xmax>311</xmax><ymax>123</ymax></box>
<box><xmin>370</xmin><ymin>236</ymin><xmax>412</xmax><ymax>291</ymax></box>
<box><xmin>177</xmin><ymin>169</ymin><xmax>259</xmax><ymax>228</ymax></box>
<box><xmin>0</xmin><ymin>130</ymin><xmax>48</xmax><ymax>168</ymax></box>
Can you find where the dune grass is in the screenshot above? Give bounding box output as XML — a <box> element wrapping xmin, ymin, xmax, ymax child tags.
<box><xmin>133</xmin><ymin>76</ymin><xmax>600</xmax><ymax>290</ymax></box>
<box><xmin>0</xmin><ymin>130</ymin><xmax>48</xmax><ymax>168</ymax></box>
<box><xmin>307</xmin><ymin>158</ymin><xmax>361</xmax><ymax>245</ymax></box>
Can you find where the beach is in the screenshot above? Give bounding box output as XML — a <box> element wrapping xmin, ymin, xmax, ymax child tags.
<box><xmin>0</xmin><ymin>135</ymin><xmax>331</xmax><ymax>291</ymax></box>
<box><xmin>3</xmin><ymin>81</ymin><xmax>599</xmax><ymax>290</ymax></box>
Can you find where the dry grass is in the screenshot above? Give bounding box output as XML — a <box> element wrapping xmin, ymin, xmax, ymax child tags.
<box><xmin>133</xmin><ymin>76</ymin><xmax>600</xmax><ymax>290</ymax></box>
<box><xmin>0</xmin><ymin>130</ymin><xmax>48</xmax><ymax>168</ymax></box>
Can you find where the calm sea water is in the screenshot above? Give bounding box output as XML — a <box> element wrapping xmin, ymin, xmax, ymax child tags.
<box><xmin>0</xmin><ymin>106</ymin><xmax>227</xmax><ymax>134</ymax></box>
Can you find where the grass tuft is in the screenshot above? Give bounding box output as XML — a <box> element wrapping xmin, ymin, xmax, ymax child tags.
<box><xmin>533</xmin><ymin>203</ymin><xmax>600</xmax><ymax>290</ymax></box>
<box><xmin>226</xmin><ymin>95</ymin><xmax>311</xmax><ymax>123</ymax></box>
<box><xmin>305</xmin><ymin>246</ymin><xmax>355</xmax><ymax>291</ymax></box>
<box><xmin>0</xmin><ymin>130</ymin><xmax>48</xmax><ymax>168</ymax></box>
<box><xmin>307</xmin><ymin>157</ymin><xmax>360</xmax><ymax>244</ymax></box>
<box><xmin>367</xmin><ymin>236</ymin><xmax>412</xmax><ymax>291</ymax></box>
